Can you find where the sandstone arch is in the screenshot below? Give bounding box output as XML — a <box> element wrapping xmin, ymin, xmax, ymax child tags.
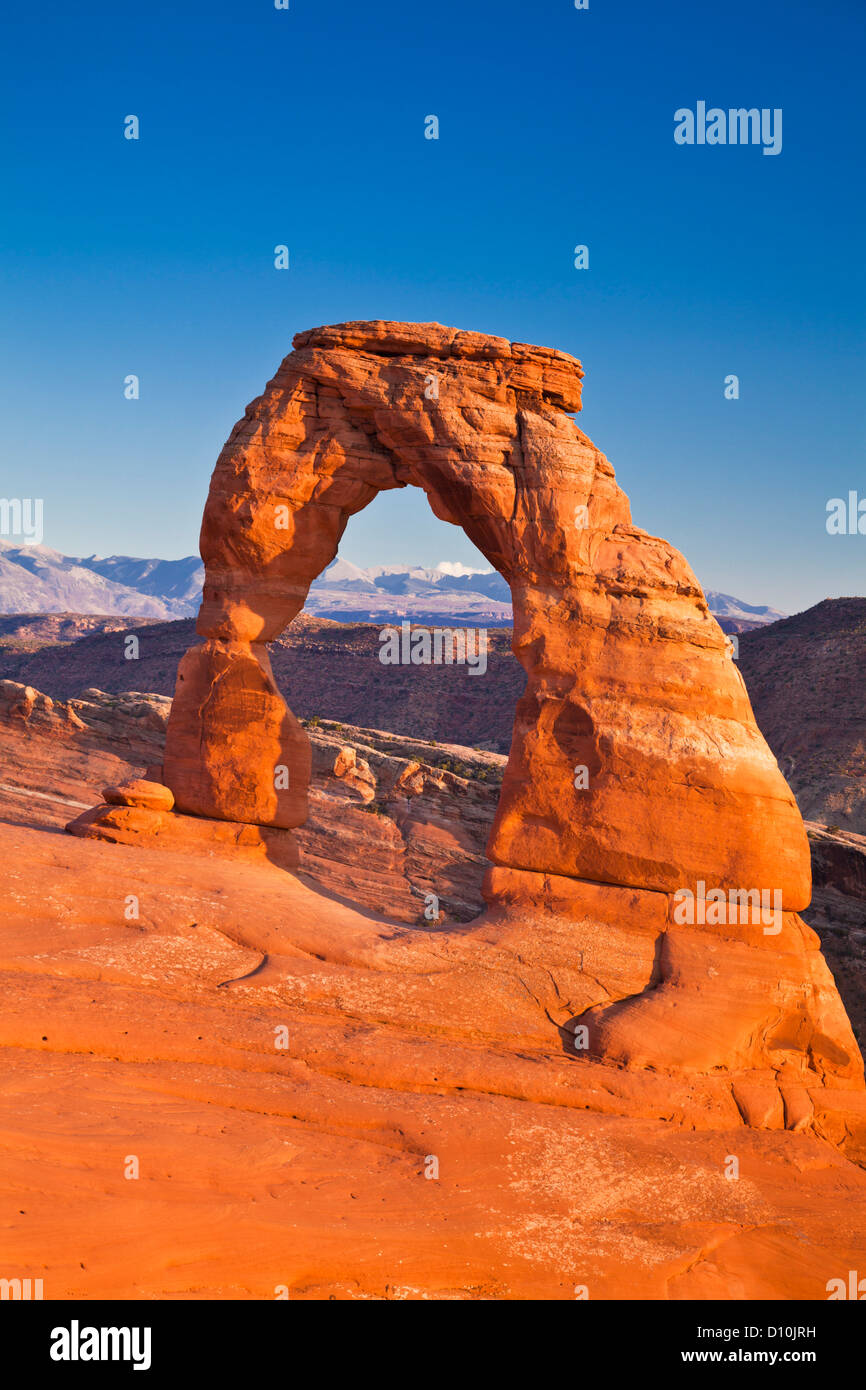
<box><xmin>164</xmin><ymin>321</ymin><xmax>806</xmax><ymax>892</ymax></box>
<box><xmin>157</xmin><ymin>321</ymin><xmax>862</xmax><ymax>1106</ymax></box>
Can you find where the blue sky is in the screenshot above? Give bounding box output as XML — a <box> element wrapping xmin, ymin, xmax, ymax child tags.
<box><xmin>1</xmin><ymin>0</ymin><xmax>863</xmax><ymax>613</ymax></box>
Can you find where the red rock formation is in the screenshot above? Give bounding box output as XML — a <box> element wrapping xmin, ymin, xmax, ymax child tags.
<box><xmin>164</xmin><ymin>324</ymin><xmax>805</xmax><ymax>886</ymax></box>
<box><xmin>2</xmin><ymin>681</ymin><xmax>865</xmax><ymax>1295</ymax></box>
<box><xmin>155</xmin><ymin>322</ymin><xmax>862</xmax><ymax>1106</ymax></box>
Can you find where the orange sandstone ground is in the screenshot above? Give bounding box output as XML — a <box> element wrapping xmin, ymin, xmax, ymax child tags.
<box><xmin>1</xmin><ymin>694</ymin><xmax>865</xmax><ymax>1300</ymax></box>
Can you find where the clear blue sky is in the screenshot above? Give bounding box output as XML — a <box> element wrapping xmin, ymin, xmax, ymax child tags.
<box><xmin>1</xmin><ymin>0</ymin><xmax>863</xmax><ymax>613</ymax></box>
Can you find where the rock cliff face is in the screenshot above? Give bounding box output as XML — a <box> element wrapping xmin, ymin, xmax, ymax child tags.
<box><xmin>739</xmin><ymin>599</ymin><xmax>866</xmax><ymax>834</ymax></box>
<box><xmin>68</xmin><ymin>321</ymin><xmax>863</xmax><ymax>1132</ymax></box>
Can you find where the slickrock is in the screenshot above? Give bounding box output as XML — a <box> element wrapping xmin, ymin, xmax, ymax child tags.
<box><xmin>149</xmin><ymin>320</ymin><xmax>862</xmax><ymax>1099</ymax></box>
<box><xmin>3</xmin><ymin>820</ymin><xmax>866</xmax><ymax>1299</ymax></box>
<box><xmin>1</xmin><ymin>683</ymin><xmax>866</xmax><ymax>1296</ymax></box>
<box><xmin>68</xmin><ymin>801</ymin><xmax>300</xmax><ymax>872</ymax></box>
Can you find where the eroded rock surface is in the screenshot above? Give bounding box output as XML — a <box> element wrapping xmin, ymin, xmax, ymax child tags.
<box><xmin>3</xmin><ymin>818</ymin><xmax>865</xmax><ymax>1299</ymax></box>
<box><xmin>0</xmin><ymin>683</ymin><xmax>865</xmax><ymax>1296</ymax></box>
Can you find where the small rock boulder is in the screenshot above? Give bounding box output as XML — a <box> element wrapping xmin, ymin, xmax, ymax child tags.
<box><xmin>102</xmin><ymin>779</ymin><xmax>175</xmax><ymax>812</ymax></box>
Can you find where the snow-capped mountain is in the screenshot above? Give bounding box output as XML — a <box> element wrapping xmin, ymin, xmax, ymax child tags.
<box><xmin>702</xmin><ymin>591</ymin><xmax>787</xmax><ymax>626</ymax></box>
<box><xmin>306</xmin><ymin>559</ymin><xmax>513</xmax><ymax>622</ymax></box>
<box><xmin>0</xmin><ymin>542</ymin><xmax>203</xmax><ymax>619</ymax></box>
<box><xmin>0</xmin><ymin>542</ymin><xmax>786</xmax><ymax>629</ymax></box>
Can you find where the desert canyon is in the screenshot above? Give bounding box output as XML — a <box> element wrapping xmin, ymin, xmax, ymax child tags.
<box><xmin>2</xmin><ymin>321</ymin><xmax>865</xmax><ymax>1300</ymax></box>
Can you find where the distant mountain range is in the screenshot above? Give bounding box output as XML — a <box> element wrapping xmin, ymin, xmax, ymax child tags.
<box><xmin>305</xmin><ymin>558</ymin><xmax>514</xmax><ymax>623</ymax></box>
<box><xmin>0</xmin><ymin>543</ymin><xmax>202</xmax><ymax>620</ymax></box>
<box><xmin>0</xmin><ymin>542</ymin><xmax>785</xmax><ymax>629</ymax></box>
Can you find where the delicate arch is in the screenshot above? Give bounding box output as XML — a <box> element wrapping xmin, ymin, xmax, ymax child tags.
<box><xmin>164</xmin><ymin>320</ymin><xmax>808</xmax><ymax>906</ymax></box>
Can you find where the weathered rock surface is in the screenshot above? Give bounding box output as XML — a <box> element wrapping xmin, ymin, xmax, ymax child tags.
<box><xmin>294</xmin><ymin>721</ymin><xmax>504</xmax><ymax>922</ymax></box>
<box><xmin>152</xmin><ymin>320</ymin><xmax>860</xmax><ymax>1097</ymax></box>
<box><xmin>4</xmin><ymin>678</ymin><xmax>862</xmax><ymax>1056</ymax></box>
<box><xmin>4</xmin><ymin>319</ymin><xmax>858</xmax><ymax>1295</ymax></box>
<box><xmin>68</xmin><ymin>800</ymin><xmax>300</xmax><ymax>873</ymax></box>
<box><xmin>0</xmin><ymin>681</ymin><xmax>170</xmax><ymax>828</ymax></box>
<box><xmin>1</xmin><ymin>683</ymin><xmax>866</xmax><ymax>1296</ymax></box>
<box><xmin>103</xmin><ymin>778</ymin><xmax>175</xmax><ymax>811</ymax></box>
<box><xmin>164</xmin><ymin>639</ymin><xmax>310</xmax><ymax>829</ymax></box>
<box><xmin>0</xmin><ymin>679</ymin><xmax>501</xmax><ymax>914</ymax></box>
<box><xmin>2</xmin><ymin>817</ymin><xmax>865</xmax><ymax>1300</ymax></box>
